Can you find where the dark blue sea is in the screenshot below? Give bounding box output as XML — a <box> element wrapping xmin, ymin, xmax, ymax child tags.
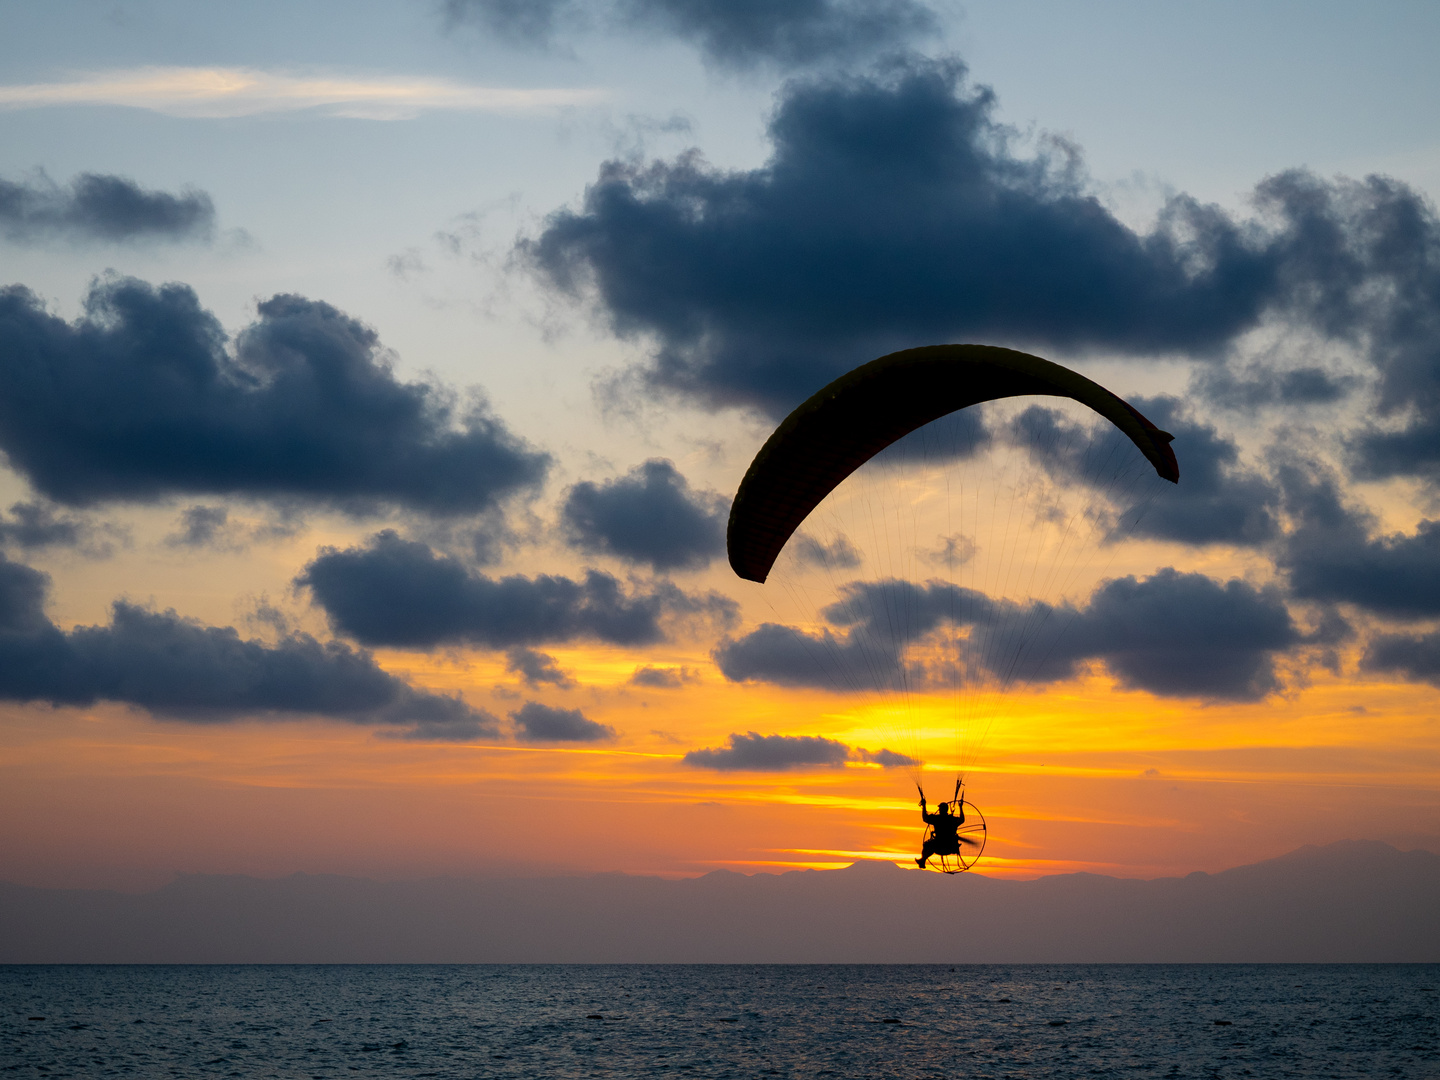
<box><xmin>3</xmin><ymin>965</ymin><xmax>1436</xmax><ymax>1078</ymax></box>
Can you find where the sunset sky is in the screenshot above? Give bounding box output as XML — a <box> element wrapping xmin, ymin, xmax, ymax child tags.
<box><xmin>2</xmin><ymin>0</ymin><xmax>1438</xmax><ymax>892</ymax></box>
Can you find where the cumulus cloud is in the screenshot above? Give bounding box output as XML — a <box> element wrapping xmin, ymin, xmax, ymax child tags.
<box><xmin>714</xmin><ymin>580</ymin><xmax>1084</xmax><ymax>692</ymax></box>
<box><xmin>0</xmin><ymin>552</ymin><xmax>495</xmax><ymax>737</ymax></box>
<box><xmin>0</xmin><ymin>170</ymin><xmax>214</xmax><ymax>244</ymax></box>
<box><xmin>1362</xmin><ymin>630</ymin><xmax>1440</xmax><ymax>686</ymax></box>
<box><xmin>683</xmin><ymin>731</ymin><xmax>851</xmax><ymax>769</ymax></box>
<box><xmin>792</xmin><ymin>532</ymin><xmax>863</xmax><ymax>570</ymax></box>
<box><xmin>525</xmin><ymin>58</ymin><xmax>1440</xmax><ymax>436</ymax></box>
<box><xmin>0</xmin><ymin>278</ymin><xmax>549</xmax><ymax>512</ymax></box>
<box><xmin>164</xmin><ymin>505</ymin><xmax>234</xmax><ymax>549</ymax></box>
<box><xmin>0</xmin><ymin>501</ymin><xmax>114</xmax><ymax>554</ymax></box>
<box><xmin>446</xmin><ymin>0</ymin><xmax>938</xmax><ymax>68</ymax></box>
<box><xmin>854</xmin><ymin>746</ymin><xmax>918</xmax><ymax>767</ymax></box>
<box><xmin>716</xmin><ymin>568</ymin><xmax>1299</xmax><ymax>701</ymax></box>
<box><xmin>162</xmin><ymin>504</ymin><xmax>303</xmax><ymax>552</ymax></box>
<box><xmin>561</xmin><ymin>458</ymin><xmax>727</xmax><ymax>571</ymax></box>
<box><xmin>919</xmin><ymin>533</ymin><xmax>975</xmax><ymax>570</ymax></box>
<box><xmin>1077</xmin><ymin>569</ymin><xmax>1297</xmax><ymax>699</ymax></box>
<box><xmin>714</xmin><ymin>620</ymin><xmax>892</xmax><ymax>692</ymax></box>
<box><xmin>1278</xmin><ymin>464</ymin><xmax>1440</xmax><ymax>618</ymax></box>
<box><xmin>297</xmin><ymin>530</ymin><xmax>736</xmax><ymax>649</ymax></box>
<box><xmin>877</xmin><ymin>408</ymin><xmax>991</xmax><ymax>464</ymax></box>
<box><xmin>509</xmin><ymin>700</ymin><xmax>615</xmax><ymax>741</ymax></box>
<box><xmin>682</xmin><ymin>730</ymin><xmax>914</xmax><ymax>770</ymax></box>
<box><xmin>505</xmin><ymin>646</ymin><xmax>576</xmax><ymax>688</ymax></box>
<box><xmin>628</xmin><ymin>664</ymin><xmax>699</xmax><ymax>687</ymax></box>
<box><xmin>523</xmin><ymin>59</ymin><xmax>1285</xmax><ymax>416</ymax></box>
<box><xmin>1011</xmin><ymin>399</ymin><xmax>1281</xmax><ymax>547</ymax></box>
<box><xmin>1249</xmin><ymin>172</ymin><xmax>1440</xmax><ymax>488</ymax></box>
<box><xmin>1194</xmin><ymin>362</ymin><xmax>1359</xmax><ymax>412</ymax></box>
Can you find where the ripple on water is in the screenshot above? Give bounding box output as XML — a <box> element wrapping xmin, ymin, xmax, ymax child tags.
<box><xmin>1</xmin><ymin>964</ymin><xmax>1437</xmax><ymax>1078</ymax></box>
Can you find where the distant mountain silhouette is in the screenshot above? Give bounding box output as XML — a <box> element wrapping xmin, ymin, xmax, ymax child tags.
<box><xmin>3</xmin><ymin>840</ymin><xmax>1435</xmax><ymax>963</ymax></box>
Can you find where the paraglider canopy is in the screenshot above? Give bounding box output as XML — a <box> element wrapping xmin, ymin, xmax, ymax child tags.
<box><xmin>727</xmin><ymin>344</ymin><xmax>1178</xmax><ymax>584</ymax></box>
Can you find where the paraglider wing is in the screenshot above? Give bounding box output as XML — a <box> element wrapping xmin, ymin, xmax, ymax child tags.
<box><xmin>727</xmin><ymin>344</ymin><xmax>1179</xmax><ymax>584</ymax></box>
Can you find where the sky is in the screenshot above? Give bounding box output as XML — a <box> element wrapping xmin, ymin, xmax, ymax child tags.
<box><xmin>1</xmin><ymin>0</ymin><xmax>1439</xmax><ymax>892</ymax></box>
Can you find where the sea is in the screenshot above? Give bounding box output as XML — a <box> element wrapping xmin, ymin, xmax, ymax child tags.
<box><xmin>2</xmin><ymin>964</ymin><xmax>1436</xmax><ymax>1078</ymax></box>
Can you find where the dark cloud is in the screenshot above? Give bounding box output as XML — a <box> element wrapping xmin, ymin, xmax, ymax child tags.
<box><xmin>1194</xmin><ymin>363</ymin><xmax>1359</xmax><ymax>411</ymax></box>
<box><xmin>1075</xmin><ymin>569</ymin><xmax>1298</xmax><ymax>700</ymax></box>
<box><xmin>561</xmin><ymin>458</ymin><xmax>727</xmax><ymax>571</ymax></box>
<box><xmin>876</xmin><ymin>408</ymin><xmax>991</xmax><ymax>464</ymax></box>
<box><xmin>1279</xmin><ymin>464</ymin><xmax>1440</xmax><ymax>618</ymax></box>
<box><xmin>527</xmin><ymin>59</ymin><xmax>1440</xmax><ymax>433</ymax></box>
<box><xmin>792</xmin><ymin>532</ymin><xmax>862</xmax><ymax>570</ymax></box>
<box><xmin>505</xmin><ymin>646</ymin><xmax>575</xmax><ymax>688</ymax></box>
<box><xmin>714</xmin><ymin>621</ymin><xmax>856</xmax><ymax>690</ymax></box>
<box><xmin>628</xmin><ymin>664</ymin><xmax>698</xmax><ymax>687</ymax></box>
<box><xmin>445</xmin><ymin>0</ymin><xmax>937</xmax><ymax>68</ymax></box>
<box><xmin>297</xmin><ymin>530</ymin><xmax>736</xmax><ymax>649</ymax></box>
<box><xmin>162</xmin><ymin>504</ymin><xmax>301</xmax><ymax>552</ymax></box>
<box><xmin>524</xmin><ymin>59</ymin><xmax>1283</xmax><ymax>417</ymax></box>
<box><xmin>919</xmin><ymin>533</ymin><xmax>975</xmax><ymax>569</ymax></box>
<box><xmin>1010</xmin><ymin>398</ymin><xmax>1280</xmax><ymax>547</ymax></box>
<box><xmin>509</xmin><ymin>700</ymin><xmax>615</xmax><ymax>742</ymax></box>
<box><xmin>716</xmin><ymin>579</ymin><xmax>1039</xmax><ymax>692</ymax></box>
<box><xmin>0</xmin><ymin>171</ymin><xmax>214</xmax><ymax>245</ymax></box>
<box><xmin>0</xmin><ymin>552</ymin><xmax>495</xmax><ymax>737</ymax></box>
<box><xmin>683</xmin><ymin>731</ymin><xmax>851</xmax><ymax>770</ymax></box>
<box><xmin>0</xmin><ymin>278</ymin><xmax>549</xmax><ymax>512</ymax></box>
<box><xmin>682</xmin><ymin>730</ymin><xmax>917</xmax><ymax>770</ymax></box>
<box><xmin>1361</xmin><ymin>630</ymin><xmax>1440</xmax><ymax>686</ymax></box>
<box><xmin>619</xmin><ymin>0</ymin><xmax>939</xmax><ymax>69</ymax></box>
<box><xmin>1247</xmin><ymin>172</ymin><xmax>1440</xmax><ymax>486</ymax></box>
<box><xmin>0</xmin><ymin>502</ymin><xmax>101</xmax><ymax>552</ymax></box>
<box><xmin>716</xmin><ymin>568</ymin><xmax>1298</xmax><ymax>701</ymax></box>
<box><xmin>854</xmin><ymin>746</ymin><xmax>918</xmax><ymax>767</ymax></box>
<box><xmin>164</xmin><ymin>505</ymin><xmax>233</xmax><ymax>549</ymax></box>
<box><xmin>715</xmin><ymin>580</ymin><xmax>1043</xmax><ymax>692</ymax></box>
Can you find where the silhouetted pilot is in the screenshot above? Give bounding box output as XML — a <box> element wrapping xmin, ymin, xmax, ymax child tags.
<box><xmin>915</xmin><ymin>796</ymin><xmax>964</xmax><ymax>869</ymax></box>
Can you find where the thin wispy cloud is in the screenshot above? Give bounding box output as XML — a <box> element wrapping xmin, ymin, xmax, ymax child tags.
<box><xmin>0</xmin><ymin>67</ymin><xmax>606</xmax><ymax>119</ymax></box>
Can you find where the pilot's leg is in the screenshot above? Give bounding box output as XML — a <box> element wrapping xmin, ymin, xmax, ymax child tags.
<box><xmin>916</xmin><ymin>838</ymin><xmax>938</xmax><ymax>868</ymax></box>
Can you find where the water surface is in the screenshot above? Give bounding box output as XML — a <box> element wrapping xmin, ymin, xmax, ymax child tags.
<box><xmin>3</xmin><ymin>964</ymin><xmax>1436</xmax><ymax>1077</ymax></box>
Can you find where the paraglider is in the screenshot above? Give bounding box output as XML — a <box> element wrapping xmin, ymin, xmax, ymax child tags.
<box><xmin>726</xmin><ymin>344</ymin><xmax>1179</xmax><ymax>873</ymax></box>
<box><xmin>728</xmin><ymin>344</ymin><xmax>1177</xmax><ymax>585</ymax></box>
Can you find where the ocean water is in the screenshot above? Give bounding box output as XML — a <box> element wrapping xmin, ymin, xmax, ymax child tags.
<box><xmin>2</xmin><ymin>964</ymin><xmax>1436</xmax><ymax>1078</ymax></box>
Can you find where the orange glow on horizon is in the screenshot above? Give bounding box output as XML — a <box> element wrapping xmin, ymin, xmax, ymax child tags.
<box><xmin>2</xmin><ymin>631</ymin><xmax>1437</xmax><ymax>892</ymax></box>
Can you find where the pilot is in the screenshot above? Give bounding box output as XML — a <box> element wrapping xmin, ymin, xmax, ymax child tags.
<box><xmin>915</xmin><ymin>795</ymin><xmax>964</xmax><ymax>869</ymax></box>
